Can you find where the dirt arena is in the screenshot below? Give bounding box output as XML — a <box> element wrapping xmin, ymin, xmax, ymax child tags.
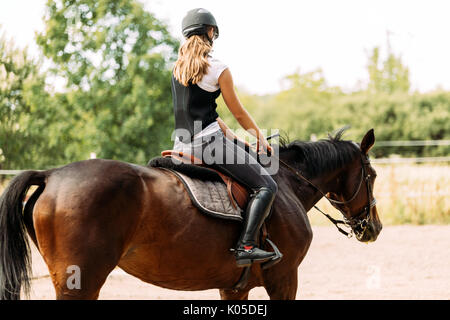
<box><xmin>27</xmin><ymin>225</ymin><xmax>449</xmax><ymax>300</ymax></box>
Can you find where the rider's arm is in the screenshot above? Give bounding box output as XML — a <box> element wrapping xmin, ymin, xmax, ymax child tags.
<box><xmin>216</xmin><ymin>117</ymin><xmax>250</xmax><ymax>147</ymax></box>
<box><xmin>216</xmin><ymin>117</ymin><xmax>238</xmax><ymax>140</ymax></box>
<box><xmin>218</xmin><ymin>68</ymin><xmax>271</xmax><ymax>153</ymax></box>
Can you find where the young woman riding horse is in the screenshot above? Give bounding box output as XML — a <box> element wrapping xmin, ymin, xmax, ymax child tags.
<box><xmin>0</xmin><ymin>9</ymin><xmax>382</xmax><ymax>301</ymax></box>
<box><xmin>171</xmin><ymin>8</ymin><xmax>278</xmax><ymax>267</ymax></box>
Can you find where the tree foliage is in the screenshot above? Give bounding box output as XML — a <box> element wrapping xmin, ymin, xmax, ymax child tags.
<box><xmin>1</xmin><ymin>3</ymin><xmax>448</xmax><ymax>171</ymax></box>
<box><xmin>217</xmin><ymin>49</ymin><xmax>448</xmax><ymax>158</ymax></box>
<box><xmin>0</xmin><ymin>31</ymin><xmax>71</xmax><ymax>172</ymax></box>
<box><xmin>36</xmin><ymin>0</ymin><xmax>178</xmax><ymax>164</ymax></box>
<box><xmin>367</xmin><ymin>47</ymin><xmax>410</xmax><ymax>94</ymax></box>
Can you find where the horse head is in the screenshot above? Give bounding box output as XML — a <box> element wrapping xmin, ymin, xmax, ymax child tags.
<box><xmin>327</xmin><ymin>129</ymin><xmax>383</xmax><ymax>242</ymax></box>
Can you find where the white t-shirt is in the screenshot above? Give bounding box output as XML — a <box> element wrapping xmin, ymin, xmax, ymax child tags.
<box><xmin>197</xmin><ymin>56</ymin><xmax>228</xmax><ymax>92</ymax></box>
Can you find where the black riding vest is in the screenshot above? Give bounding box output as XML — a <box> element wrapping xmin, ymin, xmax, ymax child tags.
<box><xmin>171</xmin><ymin>75</ymin><xmax>221</xmax><ymax>142</ymax></box>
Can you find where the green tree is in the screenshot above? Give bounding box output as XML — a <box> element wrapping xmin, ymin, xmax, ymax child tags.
<box><xmin>37</xmin><ymin>0</ymin><xmax>179</xmax><ymax>164</ymax></box>
<box><xmin>0</xmin><ymin>31</ymin><xmax>70</xmax><ymax>172</ymax></box>
<box><xmin>221</xmin><ymin>55</ymin><xmax>448</xmax><ymax>158</ymax></box>
<box><xmin>367</xmin><ymin>47</ymin><xmax>410</xmax><ymax>94</ymax></box>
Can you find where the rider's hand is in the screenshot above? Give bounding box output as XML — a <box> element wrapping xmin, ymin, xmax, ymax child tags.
<box><xmin>258</xmin><ymin>138</ymin><xmax>272</xmax><ymax>155</ymax></box>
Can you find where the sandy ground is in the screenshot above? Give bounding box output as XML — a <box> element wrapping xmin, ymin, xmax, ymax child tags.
<box><xmin>27</xmin><ymin>225</ymin><xmax>449</xmax><ymax>300</ymax></box>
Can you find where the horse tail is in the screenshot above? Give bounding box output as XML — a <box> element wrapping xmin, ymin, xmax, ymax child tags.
<box><xmin>0</xmin><ymin>170</ymin><xmax>46</xmax><ymax>300</ymax></box>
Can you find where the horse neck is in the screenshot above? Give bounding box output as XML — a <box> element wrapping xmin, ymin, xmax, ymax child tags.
<box><xmin>279</xmin><ymin>157</ymin><xmax>345</xmax><ymax>212</ymax></box>
<box><xmin>299</xmin><ymin>170</ymin><xmax>343</xmax><ymax>211</ymax></box>
<box><xmin>278</xmin><ymin>139</ymin><xmax>360</xmax><ymax>212</ymax></box>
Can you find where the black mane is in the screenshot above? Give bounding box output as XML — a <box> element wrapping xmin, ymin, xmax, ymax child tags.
<box><xmin>278</xmin><ymin>127</ymin><xmax>360</xmax><ymax>177</ymax></box>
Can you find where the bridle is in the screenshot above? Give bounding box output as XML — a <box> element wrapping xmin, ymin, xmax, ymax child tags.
<box><xmin>278</xmin><ymin>153</ymin><xmax>377</xmax><ymax>239</ymax></box>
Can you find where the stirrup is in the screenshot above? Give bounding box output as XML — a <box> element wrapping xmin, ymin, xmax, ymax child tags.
<box><xmin>261</xmin><ymin>238</ymin><xmax>283</xmax><ymax>270</ymax></box>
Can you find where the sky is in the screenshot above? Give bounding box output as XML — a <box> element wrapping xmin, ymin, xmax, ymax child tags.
<box><xmin>1</xmin><ymin>0</ymin><xmax>450</xmax><ymax>95</ymax></box>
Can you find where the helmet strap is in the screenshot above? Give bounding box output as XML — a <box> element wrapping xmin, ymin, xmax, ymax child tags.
<box><xmin>205</xmin><ymin>32</ymin><xmax>213</xmax><ymax>46</ymax></box>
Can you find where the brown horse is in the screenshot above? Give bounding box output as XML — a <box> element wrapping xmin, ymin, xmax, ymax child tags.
<box><xmin>0</xmin><ymin>128</ymin><xmax>382</xmax><ymax>300</ymax></box>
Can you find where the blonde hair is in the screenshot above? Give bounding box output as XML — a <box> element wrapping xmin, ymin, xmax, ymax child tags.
<box><xmin>173</xmin><ymin>34</ymin><xmax>212</xmax><ymax>86</ymax></box>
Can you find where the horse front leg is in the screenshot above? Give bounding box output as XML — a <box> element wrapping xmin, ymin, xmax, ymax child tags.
<box><xmin>264</xmin><ymin>269</ymin><xmax>298</xmax><ymax>300</ymax></box>
<box><xmin>219</xmin><ymin>288</ymin><xmax>250</xmax><ymax>300</ymax></box>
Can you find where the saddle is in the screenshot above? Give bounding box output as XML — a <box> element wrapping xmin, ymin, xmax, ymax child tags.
<box><xmin>148</xmin><ymin>150</ymin><xmax>282</xmax><ymax>281</ymax></box>
<box><xmin>151</xmin><ymin>150</ymin><xmax>250</xmax><ymax>213</ymax></box>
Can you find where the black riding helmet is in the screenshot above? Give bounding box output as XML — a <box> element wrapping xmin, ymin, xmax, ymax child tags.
<box><xmin>182</xmin><ymin>8</ymin><xmax>219</xmax><ymax>41</ymax></box>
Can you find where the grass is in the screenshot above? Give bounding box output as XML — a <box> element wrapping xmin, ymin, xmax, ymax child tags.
<box><xmin>1</xmin><ymin>164</ymin><xmax>449</xmax><ymax>225</ymax></box>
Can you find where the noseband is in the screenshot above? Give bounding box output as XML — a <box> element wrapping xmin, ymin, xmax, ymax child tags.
<box><xmin>279</xmin><ymin>153</ymin><xmax>377</xmax><ymax>238</ymax></box>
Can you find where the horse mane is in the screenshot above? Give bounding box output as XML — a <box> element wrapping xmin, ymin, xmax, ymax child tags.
<box><xmin>277</xmin><ymin>127</ymin><xmax>360</xmax><ymax>178</ymax></box>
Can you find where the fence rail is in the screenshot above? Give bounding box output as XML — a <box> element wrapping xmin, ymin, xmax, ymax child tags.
<box><xmin>0</xmin><ymin>170</ymin><xmax>26</xmax><ymax>175</ymax></box>
<box><xmin>371</xmin><ymin>156</ymin><xmax>450</xmax><ymax>164</ymax></box>
<box><xmin>1</xmin><ymin>140</ymin><xmax>449</xmax><ymax>175</ymax></box>
<box><xmin>374</xmin><ymin>140</ymin><xmax>450</xmax><ymax>147</ymax></box>
<box><xmin>1</xmin><ymin>158</ymin><xmax>450</xmax><ymax>176</ymax></box>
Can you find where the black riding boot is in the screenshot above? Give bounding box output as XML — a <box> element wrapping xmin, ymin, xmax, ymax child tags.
<box><xmin>234</xmin><ymin>187</ymin><xmax>277</xmax><ymax>267</ymax></box>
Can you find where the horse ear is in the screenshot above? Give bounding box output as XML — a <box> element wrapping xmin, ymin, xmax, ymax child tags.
<box><xmin>361</xmin><ymin>129</ymin><xmax>375</xmax><ymax>154</ymax></box>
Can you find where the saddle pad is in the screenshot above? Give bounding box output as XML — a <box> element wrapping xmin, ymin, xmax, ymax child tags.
<box><xmin>161</xmin><ymin>168</ymin><xmax>243</xmax><ymax>222</ymax></box>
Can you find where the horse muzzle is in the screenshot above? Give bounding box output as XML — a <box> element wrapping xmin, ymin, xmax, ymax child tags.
<box><xmin>354</xmin><ymin>205</ymin><xmax>383</xmax><ymax>242</ymax></box>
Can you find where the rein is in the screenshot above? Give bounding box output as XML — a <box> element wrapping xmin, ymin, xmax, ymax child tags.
<box><xmin>276</xmin><ymin>154</ymin><xmax>377</xmax><ymax>239</ymax></box>
<box><xmin>252</xmin><ymin>134</ymin><xmax>376</xmax><ymax>238</ymax></box>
